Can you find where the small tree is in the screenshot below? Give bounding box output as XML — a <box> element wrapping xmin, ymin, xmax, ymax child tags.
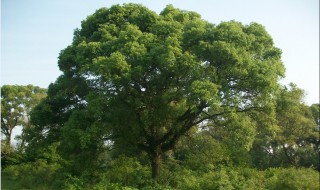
<box><xmin>1</xmin><ymin>85</ymin><xmax>46</xmax><ymax>151</ymax></box>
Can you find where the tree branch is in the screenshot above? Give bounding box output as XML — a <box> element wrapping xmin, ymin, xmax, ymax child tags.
<box><xmin>161</xmin><ymin>105</ymin><xmax>262</xmax><ymax>152</ymax></box>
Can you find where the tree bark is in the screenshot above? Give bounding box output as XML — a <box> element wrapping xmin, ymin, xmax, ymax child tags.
<box><xmin>19</xmin><ymin>131</ymin><xmax>26</xmax><ymax>152</ymax></box>
<box><xmin>6</xmin><ymin>128</ymin><xmax>13</xmax><ymax>148</ymax></box>
<box><xmin>151</xmin><ymin>152</ymin><xmax>161</xmax><ymax>179</ymax></box>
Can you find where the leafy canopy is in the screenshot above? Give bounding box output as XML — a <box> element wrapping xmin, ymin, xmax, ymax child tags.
<box><xmin>30</xmin><ymin>3</ymin><xmax>285</xmax><ymax>179</ymax></box>
<box><xmin>1</xmin><ymin>85</ymin><xmax>46</xmax><ymax>146</ymax></box>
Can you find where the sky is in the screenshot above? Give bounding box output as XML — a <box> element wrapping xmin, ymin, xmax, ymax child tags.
<box><xmin>1</xmin><ymin>0</ymin><xmax>319</xmax><ymax>105</ymax></box>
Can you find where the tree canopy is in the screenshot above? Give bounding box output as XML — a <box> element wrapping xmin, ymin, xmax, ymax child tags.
<box><xmin>1</xmin><ymin>85</ymin><xmax>46</xmax><ymax>148</ymax></box>
<box><xmin>29</xmin><ymin>3</ymin><xmax>287</xmax><ymax>179</ymax></box>
<box><xmin>2</xmin><ymin>4</ymin><xmax>319</xmax><ymax>189</ymax></box>
<box><xmin>27</xmin><ymin>4</ymin><xmax>288</xmax><ymax>179</ymax></box>
<box><xmin>1</xmin><ymin>85</ymin><xmax>46</xmax><ymax>167</ymax></box>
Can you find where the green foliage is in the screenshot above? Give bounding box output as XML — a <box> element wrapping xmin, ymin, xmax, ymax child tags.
<box><xmin>310</xmin><ymin>103</ymin><xmax>319</xmax><ymax>126</ymax></box>
<box><xmin>1</xmin><ymin>85</ymin><xmax>46</xmax><ymax>148</ymax></box>
<box><xmin>8</xmin><ymin>3</ymin><xmax>317</xmax><ymax>189</ymax></box>
<box><xmin>266</xmin><ymin>168</ymin><xmax>320</xmax><ymax>190</ymax></box>
<box><xmin>2</xmin><ymin>158</ymin><xmax>319</xmax><ymax>190</ymax></box>
<box><xmin>248</xmin><ymin>84</ymin><xmax>319</xmax><ymax>170</ymax></box>
<box><xmin>0</xmin><ymin>144</ymin><xmax>26</xmax><ymax>166</ymax></box>
<box><xmin>29</xmin><ymin>3</ymin><xmax>286</xmax><ymax>180</ymax></box>
<box><xmin>1</xmin><ymin>85</ymin><xmax>46</xmax><ymax>170</ymax></box>
<box><xmin>200</xmin><ymin>168</ymin><xmax>244</xmax><ymax>190</ymax></box>
<box><xmin>105</xmin><ymin>155</ymin><xmax>151</xmax><ymax>187</ymax></box>
<box><xmin>202</xmin><ymin>112</ymin><xmax>258</xmax><ymax>166</ymax></box>
<box><xmin>2</xmin><ymin>159</ymin><xmax>61</xmax><ymax>190</ymax></box>
<box><xmin>174</xmin><ymin>131</ymin><xmax>230</xmax><ymax>171</ymax></box>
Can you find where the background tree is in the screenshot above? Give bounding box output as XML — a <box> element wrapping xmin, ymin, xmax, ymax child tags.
<box><xmin>29</xmin><ymin>4</ymin><xmax>285</xmax><ymax>179</ymax></box>
<box><xmin>250</xmin><ymin>84</ymin><xmax>319</xmax><ymax>169</ymax></box>
<box><xmin>1</xmin><ymin>85</ymin><xmax>46</xmax><ymax>150</ymax></box>
<box><xmin>309</xmin><ymin>103</ymin><xmax>320</xmax><ymax>151</ymax></box>
<box><xmin>274</xmin><ymin>84</ymin><xmax>319</xmax><ymax>168</ymax></box>
<box><xmin>310</xmin><ymin>103</ymin><xmax>319</xmax><ymax>128</ymax></box>
<box><xmin>1</xmin><ymin>85</ymin><xmax>46</xmax><ymax>167</ymax></box>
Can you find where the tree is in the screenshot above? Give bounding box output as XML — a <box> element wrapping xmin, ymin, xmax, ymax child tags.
<box><xmin>309</xmin><ymin>103</ymin><xmax>320</xmax><ymax>150</ymax></box>
<box><xmin>250</xmin><ymin>84</ymin><xmax>319</xmax><ymax>169</ymax></box>
<box><xmin>29</xmin><ymin>4</ymin><xmax>285</xmax><ymax>179</ymax></box>
<box><xmin>310</xmin><ymin>103</ymin><xmax>319</xmax><ymax>128</ymax></box>
<box><xmin>1</xmin><ymin>85</ymin><xmax>46</xmax><ymax>150</ymax></box>
<box><xmin>274</xmin><ymin>84</ymin><xmax>319</xmax><ymax>167</ymax></box>
<box><xmin>1</xmin><ymin>85</ymin><xmax>46</xmax><ymax>168</ymax></box>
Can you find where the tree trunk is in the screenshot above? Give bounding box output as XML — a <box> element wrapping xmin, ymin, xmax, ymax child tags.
<box><xmin>19</xmin><ymin>131</ymin><xmax>26</xmax><ymax>152</ymax></box>
<box><xmin>6</xmin><ymin>128</ymin><xmax>13</xmax><ymax>148</ymax></box>
<box><xmin>151</xmin><ymin>152</ymin><xmax>161</xmax><ymax>179</ymax></box>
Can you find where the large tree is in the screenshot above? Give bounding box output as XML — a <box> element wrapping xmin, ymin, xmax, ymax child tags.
<box><xmin>29</xmin><ymin>4</ymin><xmax>285</xmax><ymax>179</ymax></box>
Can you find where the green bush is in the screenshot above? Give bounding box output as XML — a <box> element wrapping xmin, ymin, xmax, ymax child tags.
<box><xmin>198</xmin><ymin>167</ymin><xmax>319</xmax><ymax>190</ymax></box>
<box><xmin>199</xmin><ymin>168</ymin><xmax>243</xmax><ymax>190</ymax></box>
<box><xmin>2</xmin><ymin>159</ymin><xmax>61</xmax><ymax>189</ymax></box>
<box><xmin>105</xmin><ymin>155</ymin><xmax>151</xmax><ymax>188</ymax></box>
<box><xmin>238</xmin><ymin>168</ymin><xmax>266</xmax><ymax>190</ymax></box>
<box><xmin>266</xmin><ymin>167</ymin><xmax>319</xmax><ymax>190</ymax></box>
<box><xmin>3</xmin><ymin>158</ymin><xmax>319</xmax><ymax>190</ymax></box>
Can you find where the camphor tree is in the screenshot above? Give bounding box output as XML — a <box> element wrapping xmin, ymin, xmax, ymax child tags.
<box><xmin>1</xmin><ymin>85</ymin><xmax>46</xmax><ymax>154</ymax></box>
<box><xmin>29</xmin><ymin>4</ymin><xmax>285</xmax><ymax>179</ymax></box>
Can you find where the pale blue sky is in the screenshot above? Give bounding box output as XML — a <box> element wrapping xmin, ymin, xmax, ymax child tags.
<box><xmin>1</xmin><ymin>0</ymin><xmax>319</xmax><ymax>105</ymax></box>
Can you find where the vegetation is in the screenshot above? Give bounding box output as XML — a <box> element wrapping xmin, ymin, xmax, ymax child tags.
<box><xmin>1</xmin><ymin>4</ymin><xmax>319</xmax><ymax>190</ymax></box>
<box><xmin>1</xmin><ymin>85</ymin><xmax>46</xmax><ymax>167</ymax></box>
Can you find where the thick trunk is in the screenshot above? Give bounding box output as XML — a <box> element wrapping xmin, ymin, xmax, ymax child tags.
<box><xmin>151</xmin><ymin>152</ymin><xmax>161</xmax><ymax>179</ymax></box>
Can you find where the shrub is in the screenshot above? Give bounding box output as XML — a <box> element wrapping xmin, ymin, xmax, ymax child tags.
<box><xmin>266</xmin><ymin>167</ymin><xmax>319</xmax><ymax>190</ymax></box>
<box><xmin>238</xmin><ymin>167</ymin><xmax>266</xmax><ymax>190</ymax></box>
<box><xmin>105</xmin><ymin>155</ymin><xmax>151</xmax><ymax>187</ymax></box>
<box><xmin>2</xmin><ymin>159</ymin><xmax>61</xmax><ymax>189</ymax></box>
<box><xmin>199</xmin><ymin>168</ymin><xmax>243</xmax><ymax>190</ymax></box>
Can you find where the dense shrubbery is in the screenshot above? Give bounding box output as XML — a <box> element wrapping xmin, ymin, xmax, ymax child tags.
<box><xmin>3</xmin><ymin>161</ymin><xmax>319</xmax><ymax>189</ymax></box>
<box><xmin>2</xmin><ymin>159</ymin><xmax>61</xmax><ymax>189</ymax></box>
<box><xmin>2</xmin><ymin>151</ymin><xmax>320</xmax><ymax>189</ymax></box>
